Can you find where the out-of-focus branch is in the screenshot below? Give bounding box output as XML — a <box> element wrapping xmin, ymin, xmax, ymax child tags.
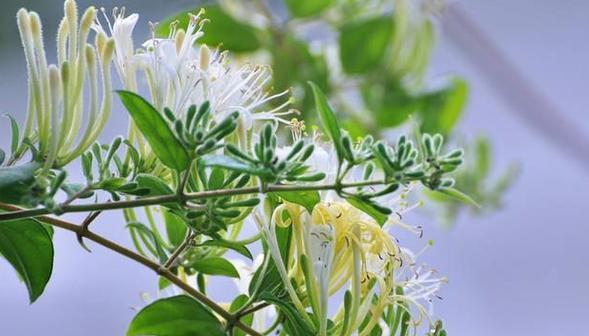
<box><xmin>441</xmin><ymin>4</ymin><xmax>589</xmax><ymax>169</ymax></box>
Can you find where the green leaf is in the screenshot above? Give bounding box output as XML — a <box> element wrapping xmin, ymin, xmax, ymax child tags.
<box><xmin>362</xmin><ymin>78</ymin><xmax>419</xmax><ymax>128</ymax></box>
<box><xmin>339</xmin><ymin>16</ymin><xmax>393</xmax><ymax>74</ymax></box>
<box><xmin>346</xmin><ymin>196</ymin><xmax>389</xmax><ymax>226</ymax></box>
<box><xmin>274</xmin><ymin>190</ymin><xmax>320</xmax><ymax>214</ymax></box>
<box><xmin>229</xmin><ymin>294</ymin><xmax>254</xmax><ymax>336</ymax></box>
<box><xmin>258</xmin><ymin>292</ymin><xmax>315</xmax><ymax>335</ymax></box>
<box><xmin>0</xmin><ymin>218</ymin><xmax>54</xmax><ymax>303</ymax></box>
<box><xmin>271</xmin><ymin>35</ymin><xmax>330</xmax><ymax>114</ymax></box>
<box><xmin>200</xmin><ymin>239</ymin><xmax>253</xmax><ymax>260</ymax></box>
<box><xmin>158</xmin><ymin>276</ymin><xmax>172</xmax><ymax>290</ymax></box>
<box><xmin>127</xmin><ymin>222</ymin><xmax>169</xmax><ymax>263</ymax></box>
<box><xmin>163</xmin><ymin>210</ymin><xmax>188</xmax><ymax>247</ymax></box>
<box><xmin>420</xmin><ymin>77</ymin><xmax>468</xmax><ymax>135</ymax></box>
<box><xmin>4</xmin><ymin>114</ymin><xmax>20</xmax><ymax>155</ymax></box>
<box><xmin>117</xmin><ymin>91</ymin><xmax>190</xmax><ymax>171</ymax></box>
<box><xmin>0</xmin><ymin>148</ymin><xmax>5</xmax><ymax>166</ymax></box>
<box><xmin>0</xmin><ymin>162</ymin><xmax>40</xmax><ymax>205</ymax></box>
<box><xmin>135</xmin><ymin>174</ymin><xmax>179</xmax><ymax>209</ymax></box>
<box><xmin>308</xmin><ymin>82</ymin><xmax>344</xmax><ymax>162</ymax></box>
<box><xmin>475</xmin><ymin>137</ymin><xmax>491</xmax><ymax>179</ymax></box>
<box><xmin>191</xmin><ymin>257</ymin><xmax>240</xmax><ymax>278</ymax></box>
<box><xmin>285</xmin><ymin>0</ymin><xmax>333</xmax><ymax>17</ymax></box>
<box><xmin>157</xmin><ymin>6</ymin><xmax>261</xmax><ymax>53</ymax></box>
<box><xmin>249</xmin><ymin>224</ymin><xmax>292</xmax><ymax>296</ymax></box>
<box><xmin>435</xmin><ymin>187</ymin><xmax>481</xmax><ymax>209</ymax></box>
<box><xmin>127</xmin><ymin>295</ymin><xmax>224</xmax><ymax>336</ymax></box>
<box><xmin>208</xmin><ymin>167</ymin><xmax>225</xmax><ymax>190</ymax></box>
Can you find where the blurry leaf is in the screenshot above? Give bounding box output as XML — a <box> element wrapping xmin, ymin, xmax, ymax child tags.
<box><xmin>346</xmin><ymin>196</ymin><xmax>389</xmax><ymax>225</ymax></box>
<box><xmin>0</xmin><ymin>218</ymin><xmax>53</xmax><ymax>303</ymax></box>
<box><xmin>420</xmin><ymin>77</ymin><xmax>468</xmax><ymax>135</ymax></box>
<box><xmin>60</xmin><ymin>182</ymin><xmax>93</xmax><ymax>199</ymax></box>
<box><xmin>271</xmin><ymin>35</ymin><xmax>330</xmax><ymax>113</ymax></box>
<box><xmin>127</xmin><ymin>295</ymin><xmax>224</xmax><ymax>336</ymax></box>
<box><xmin>97</xmin><ymin>177</ymin><xmax>127</xmax><ymax>191</ymax></box>
<box><xmin>200</xmin><ymin>239</ymin><xmax>253</xmax><ymax>260</ymax></box>
<box><xmin>339</xmin><ymin>16</ymin><xmax>393</xmax><ymax>74</ymax></box>
<box><xmin>435</xmin><ymin>187</ymin><xmax>480</xmax><ymax>209</ymax></box>
<box><xmin>127</xmin><ymin>222</ymin><xmax>168</xmax><ymax>263</ymax></box>
<box><xmin>207</xmin><ymin>167</ymin><xmax>225</xmax><ymax>190</ymax></box>
<box><xmin>4</xmin><ymin>114</ymin><xmax>20</xmax><ymax>155</ymax></box>
<box><xmin>117</xmin><ymin>91</ymin><xmax>190</xmax><ymax>171</ymax></box>
<box><xmin>0</xmin><ymin>162</ymin><xmax>40</xmax><ymax>205</ymax></box>
<box><xmin>362</xmin><ymin>78</ymin><xmax>419</xmax><ymax>128</ymax></box>
<box><xmin>158</xmin><ymin>276</ymin><xmax>171</xmax><ymax>290</ymax></box>
<box><xmin>192</xmin><ymin>257</ymin><xmax>240</xmax><ymax>278</ymax></box>
<box><xmin>157</xmin><ymin>6</ymin><xmax>261</xmax><ymax>53</ymax></box>
<box><xmin>274</xmin><ymin>190</ymin><xmax>320</xmax><ymax>214</ymax></box>
<box><xmin>0</xmin><ymin>149</ymin><xmax>5</xmax><ymax>166</ymax></box>
<box><xmin>475</xmin><ymin>137</ymin><xmax>491</xmax><ymax>179</ymax></box>
<box><xmin>286</xmin><ymin>0</ymin><xmax>333</xmax><ymax>17</ymax></box>
<box><xmin>259</xmin><ymin>292</ymin><xmax>315</xmax><ymax>335</ymax></box>
<box><xmin>163</xmin><ymin>210</ymin><xmax>188</xmax><ymax>247</ymax></box>
<box><xmin>309</xmin><ymin>82</ymin><xmax>344</xmax><ymax>162</ymax></box>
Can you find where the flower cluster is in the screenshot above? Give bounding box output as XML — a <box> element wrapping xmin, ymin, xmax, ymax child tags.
<box><xmin>1</xmin><ymin>1</ymin><xmax>463</xmax><ymax>336</ymax></box>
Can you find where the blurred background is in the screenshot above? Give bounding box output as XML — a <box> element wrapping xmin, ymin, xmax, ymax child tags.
<box><xmin>1</xmin><ymin>0</ymin><xmax>588</xmax><ymax>335</ymax></box>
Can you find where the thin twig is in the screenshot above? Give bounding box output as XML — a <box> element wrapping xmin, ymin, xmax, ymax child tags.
<box><xmin>162</xmin><ymin>233</ymin><xmax>196</xmax><ymax>270</ymax></box>
<box><xmin>76</xmin><ymin>210</ymin><xmax>102</xmax><ymax>252</ymax></box>
<box><xmin>0</xmin><ymin>203</ymin><xmax>262</xmax><ymax>336</ymax></box>
<box><xmin>237</xmin><ymin>302</ymin><xmax>271</xmax><ymax>318</ymax></box>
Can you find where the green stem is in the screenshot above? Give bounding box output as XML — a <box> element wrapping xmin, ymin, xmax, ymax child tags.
<box><xmin>0</xmin><ymin>180</ymin><xmax>390</xmax><ymax>222</ymax></box>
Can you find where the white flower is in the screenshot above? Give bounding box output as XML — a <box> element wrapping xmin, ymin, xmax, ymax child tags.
<box><xmin>92</xmin><ymin>7</ymin><xmax>139</xmax><ymax>88</ymax></box>
<box><xmin>137</xmin><ymin>13</ymin><xmax>295</xmax><ymax>129</ymax></box>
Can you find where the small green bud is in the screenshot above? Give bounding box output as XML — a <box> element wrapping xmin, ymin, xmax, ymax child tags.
<box><xmin>299</xmin><ymin>145</ymin><xmax>315</xmax><ymax>162</ymax></box>
<box><xmin>163</xmin><ymin>107</ymin><xmax>176</xmax><ymax>122</ymax></box>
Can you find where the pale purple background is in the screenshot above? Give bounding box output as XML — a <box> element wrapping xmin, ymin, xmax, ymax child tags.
<box><xmin>1</xmin><ymin>0</ymin><xmax>588</xmax><ymax>335</ymax></box>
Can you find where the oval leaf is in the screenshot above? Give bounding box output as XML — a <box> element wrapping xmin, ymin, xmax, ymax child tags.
<box><xmin>0</xmin><ymin>162</ymin><xmax>40</xmax><ymax>205</ymax></box>
<box><xmin>419</xmin><ymin>77</ymin><xmax>469</xmax><ymax>135</ymax></box>
<box><xmin>346</xmin><ymin>196</ymin><xmax>389</xmax><ymax>226</ymax></box>
<box><xmin>127</xmin><ymin>295</ymin><xmax>224</xmax><ymax>336</ymax></box>
<box><xmin>163</xmin><ymin>210</ymin><xmax>188</xmax><ymax>247</ymax></box>
<box><xmin>117</xmin><ymin>91</ymin><xmax>190</xmax><ymax>171</ymax></box>
<box><xmin>191</xmin><ymin>257</ymin><xmax>240</xmax><ymax>278</ymax></box>
<box><xmin>200</xmin><ymin>239</ymin><xmax>253</xmax><ymax>260</ymax></box>
<box><xmin>274</xmin><ymin>190</ymin><xmax>320</xmax><ymax>214</ymax></box>
<box><xmin>285</xmin><ymin>0</ymin><xmax>333</xmax><ymax>18</ymax></box>
<box><xmin>135</xmin><ymin>174</ymin><xmax>179</xmax><ymax>210</ymax></box>
<box><xmin>0</xmin><ymin>218</ymin><xmax>54</xmax><ymax>303</ymax></box>
<box><xmin>308</xmin><ymin>82</ymin><xmax>344</xmax><ymax>163</ymax></box>
<box><xmin>339</xmin><ymin>16</ymin><xmax>393</xmax><ymax>74</ymax></box>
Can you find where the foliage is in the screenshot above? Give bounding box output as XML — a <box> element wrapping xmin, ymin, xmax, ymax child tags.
<box><xmin>0</xmin><ymin>1</ymin><xmax>509</xmax><ymax>336</ymax></box>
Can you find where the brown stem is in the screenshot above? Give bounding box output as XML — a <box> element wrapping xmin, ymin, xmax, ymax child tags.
<box><xmin>0</xmin><ymin>203</ymin><xmax>261</xmax><ymax>336</ymax></box>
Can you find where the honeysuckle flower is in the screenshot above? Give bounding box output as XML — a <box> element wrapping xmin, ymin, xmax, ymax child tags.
<box><xmin>390</xmin><ymin>247</ymin><xmax>447</xmax><ymax>328</ymax></box>
<box><xmin>92</xmin><ymin>6</ymin><xmax>140</xmax><ymax>89</ymax></box>
<box><xmin>17</xmin><ymin>0</ymin><xmax>114</xmax><ymax>169</ymax></box>
<box><xmin>137</xmin><ymin>13</ymin><xmax>296</xmax><ymax>131</ymax></box>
